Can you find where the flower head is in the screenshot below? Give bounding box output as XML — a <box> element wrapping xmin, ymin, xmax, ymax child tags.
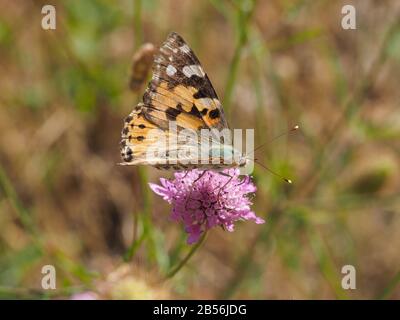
<box><xmin>149</xmin><ymin>169</ymin><xmax>264</xmax><ymax>244</ymax></box>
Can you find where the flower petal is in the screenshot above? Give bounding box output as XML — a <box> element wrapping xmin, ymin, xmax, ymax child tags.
<box><xmin>149</xmin><ymin>183</ymin><xmax>172</xmax><ymax>200</ymax></box>
<box><xmin>241</xmin><ymin>210</ymin><xmax>265</xmax><ymax>224</ymax></box>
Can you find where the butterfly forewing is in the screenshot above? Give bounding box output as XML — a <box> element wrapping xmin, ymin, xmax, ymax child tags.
<box><xmin>120</xmin><ymin>32</ymin><xmax>235</xmax><ymax>169</ymax></box>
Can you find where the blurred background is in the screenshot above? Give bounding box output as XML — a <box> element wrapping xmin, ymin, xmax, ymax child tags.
<box><xmin>0</xmin><ymin>0</ymin><xmax>399</xmax><ymax>299</ymax></box>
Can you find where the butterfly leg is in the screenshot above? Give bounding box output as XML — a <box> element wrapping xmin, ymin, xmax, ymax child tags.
<box><xmin>234</xmin><ymin>175</ymin><xmax>248</xmax><ymax>187</ymax></box>
<box><xmin>218</xmin><ymin>171</ymin><xmax>248</xmax><ymax>188</ymax></box>
<box><xmin>214</xmin><ymin>172</ymin><xmax>234</xmax><ymax>200</ymax></box>
<box><xmin>194</xmin><ymin>170</ymin><xmax>207</xmax><ymax>183</ymax></box>
<box><xmin>185</xmin><ymin>170</ymin><xmax>208</xmax><ymax>210</ymax></box>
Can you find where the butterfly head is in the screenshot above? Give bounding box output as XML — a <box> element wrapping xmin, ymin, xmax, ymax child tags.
<box><xmin>221</xmin><ymin>145</ymin><xmax>249</xmax><ymax>168</ymax></box>
<box><xmin>238</xmin><ymin>155</ymin><xmax>249</xmax><ymax>167</ymax></box>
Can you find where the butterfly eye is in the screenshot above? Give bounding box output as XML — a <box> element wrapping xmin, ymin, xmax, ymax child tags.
<box><xmin>239</xmin><ymin>158</ymin><xmax>248</xmax><ymax>167</ymax></box>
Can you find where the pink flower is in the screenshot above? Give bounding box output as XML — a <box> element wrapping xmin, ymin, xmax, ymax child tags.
<box><xmin>70</xmin><ymin>291</ymin><xmax>98</xmax><ymax>300</ymax></box>
<box><xmin>149</xmin><ymin>169</ymin><xmax>264</xmax><ymax>244</ymax></box>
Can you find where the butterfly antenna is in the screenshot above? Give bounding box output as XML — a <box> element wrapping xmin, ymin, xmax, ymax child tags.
<box><xmin>269</xmin><ymin>125</ymin><xmax>299</xmax><ymax>143</ymax></box>
<box><xmin>247</xmin><ymin>125</ymin><xmax>299</xmax><ymax>157</ymax></box>
<box><xmin>251</xmin><ymin>158</ymin><xmax>292</xmax><ymax>184</ymax></box>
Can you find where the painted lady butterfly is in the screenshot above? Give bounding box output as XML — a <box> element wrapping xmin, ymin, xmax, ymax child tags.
<box><xmin>120</xmin><ymin>32</ymin><xmax>249</xmax><ymax>171</ymax></box>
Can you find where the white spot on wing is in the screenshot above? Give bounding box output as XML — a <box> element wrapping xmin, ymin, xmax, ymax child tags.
<box><xmin>213</xmin><ymin>98</ymin><xmax>222</xmax><ymax>108</ymax></box>
<box><xmin>155</xmin><ymin>56</ymin><xmax>163</xmax><ymax>64</ymax></box>
<box><xmin>152</xmin><ymin>73</ymin><xmax>160</xmax><ymax>81</ymax></box>
<box><xmin>166</xmin><ymin>65</ymin><xmax>177</xmax><ymax>76</ymax></box>
<box><xmin>182</xmin><ymin>65</ymin><xmax>205</xmax><ymax>78</ymax></box>
<box><xmin>179</xmin><ymin>44</ymin><xmax>191</xmax><ymax>54</ymax></box>
<box><xmin>196</xmin><ymin>97</ymin><xmax>214</xmax><ymax>108</ymax></box>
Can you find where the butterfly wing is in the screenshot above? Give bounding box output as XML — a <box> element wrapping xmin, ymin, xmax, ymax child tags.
<box><xmin>120</xmin><ymin>102</ymin><xmax>202</xmax><ymax>167</ymax></box>
<box><xmin>143</xmin><ymin>32</ymin><xmax>228</xmax><ymax>131</ymax></box>
<box><xmin>120</xmin><ymin>32</ymin><xmax>230</xmax><ymax>167</ymax></box>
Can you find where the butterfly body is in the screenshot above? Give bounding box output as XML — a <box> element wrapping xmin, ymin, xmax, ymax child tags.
<box><xmin>119</xmin><ymin>145</ymin><xmax>248</xmax><ymax>171</ymax></box>
<box><xmin>120</xmin><ymin>32</ymin><xmax>247</xmax><ymax>171</ymax></box>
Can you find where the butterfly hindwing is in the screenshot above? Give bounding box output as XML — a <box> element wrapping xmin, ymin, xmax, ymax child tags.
<box><xmin>120</xmin><ymin>103</ymin><xmax>201</xmax><ymax>166</ymax></box>
<box><xmin>120</xmin><ymin>103</ymin><xmax>159</xmax><ymax>163</ymax></box>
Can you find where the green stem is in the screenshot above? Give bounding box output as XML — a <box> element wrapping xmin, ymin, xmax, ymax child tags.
<box><xmin>165</xmin><ymin>232</ymin><xmax>208</xmax><ymax>279</ymax></box>
<box><xmin>223</xmin><ymin>45</ymin><xmax>244</xmax><ymax>111</ymax></box>
<box><xmin>376</xmin><ymin>271</ymin><xmax>400</xmax><ymax>300</ymax></box>
<box><xmin>307</xmin><ymin>228</ymin><xmax>348</xmax><ymax>299</ymax></box>
<box><xmin>223</xmin><ymin>0</ymin><xmax>255</xmax><ymax>112</ymax></box>
<box><xmin>124</xmin><ymin>1</ymin><xmax>148</xmax><ymax>262</ymax></box>
<box><xmin>124</xmin><ymin>167</ymin><xmax>154</xmax><ymax>262</ymax></box>
<box><xmin>133</xmin><ymin>0</ymin><xmax>143</xmax><ymax>49</ymax></box>
<box><xmin>123</xmin><ymin>229</ymin><xmax>146</xmax><ymax>262</ymax></box>
<box><xmin>0</xmin><ymin>164</ymin><xmax>40</xmax><ymax>242</ymax></box>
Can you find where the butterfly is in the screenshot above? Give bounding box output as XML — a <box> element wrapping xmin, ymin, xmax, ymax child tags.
<box><xmin>120</xmin><ymin>32</ymin><xmax>249</xmax><ymax>171</ymax></box>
